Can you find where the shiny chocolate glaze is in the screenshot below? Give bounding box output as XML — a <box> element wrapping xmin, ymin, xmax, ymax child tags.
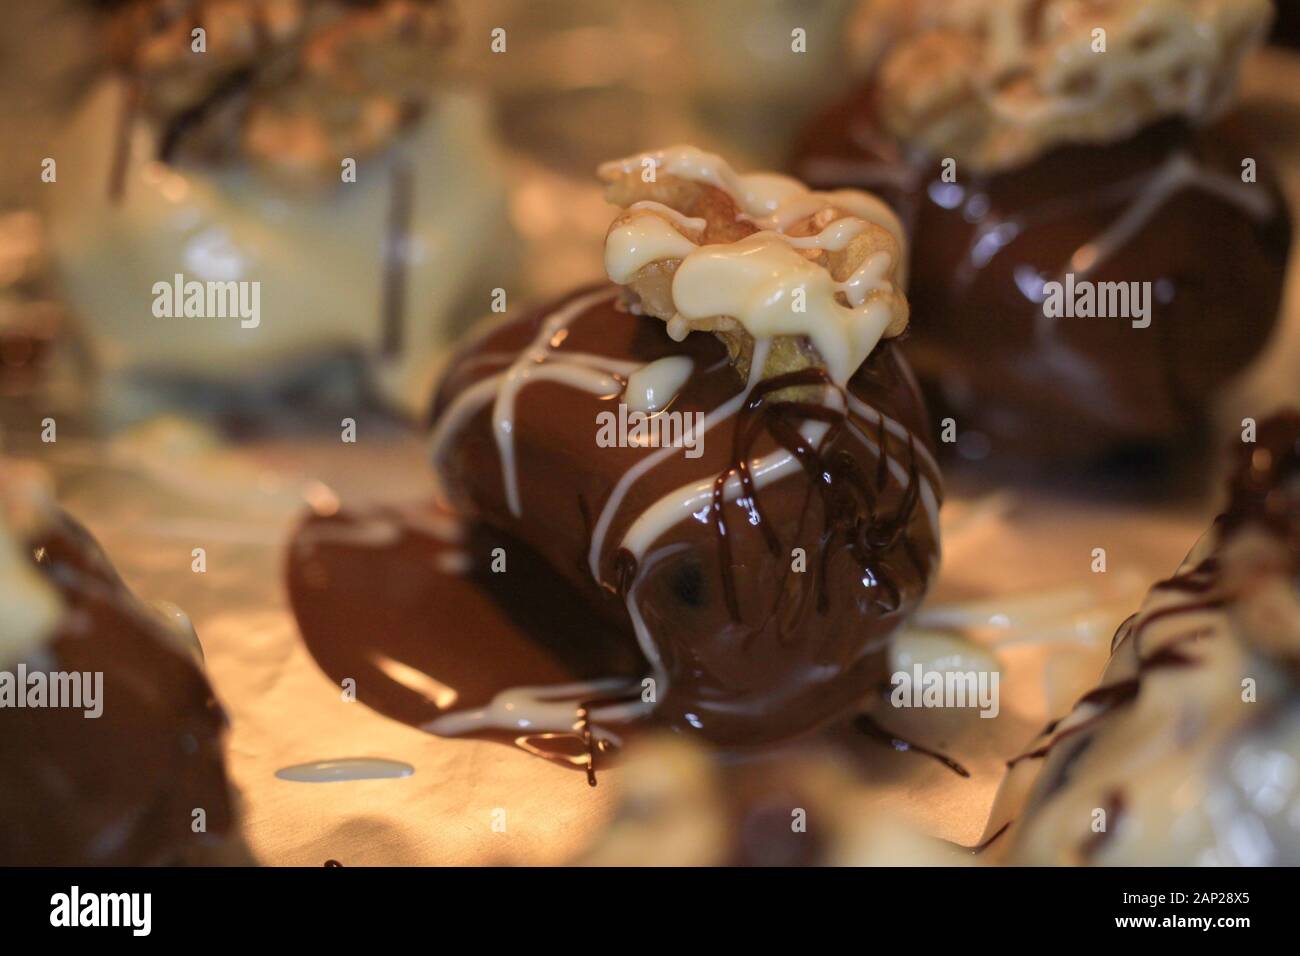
<box><xmin>418</xmin><ymin>285</ymin><xmax>941</xmax><ymax>747</ymax></box>
<box><xmin>1274</xmin><ymin>4</ymin><xmax>1300</xmax><ymax>50</ymax></box>
<box><xmin>0</xmin><ymin>510</ymin><xmax>235</xmax><ymax>865</ymax></box>
<box><xmin>792</xmin><ymin>90</ymin><xmax>1291</xmax><ymax>464</ymax></box>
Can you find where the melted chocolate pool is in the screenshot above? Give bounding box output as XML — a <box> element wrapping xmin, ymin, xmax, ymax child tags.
<box><xmin>285</xmin><ymin>503</ymin><xmax>648</xmax><ymax>781</ymax></box>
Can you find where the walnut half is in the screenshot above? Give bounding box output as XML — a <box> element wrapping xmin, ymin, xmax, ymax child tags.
<box><xmin>600</xmin><ymin>150</ymin><xmax>909</xmax><ymax>391</ymax></box>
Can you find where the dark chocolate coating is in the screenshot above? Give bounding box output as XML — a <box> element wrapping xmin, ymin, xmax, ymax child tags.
<box><xmin>792</xmin><ymin>89</ymin><xmax>1292</xmax><ymax>463</ymax></box>
<box><xmin>1274</xmin><ymin>3</ymin><xmax>1300</xmax><ymax>50</ymax></box>
<box><xmin>0</xmin><ymin>509</ymin><xmax>235</xmax><ymax>865</ymax></box>
<box><xmin>1222</xmin><ymin>408</ymin><xmax>1300</xmax><ymax>545</ymax></box>
<box><xmin>430</xmin><ymin>286</ymin><xmax>941</xmax><ymax>746</ymax></box>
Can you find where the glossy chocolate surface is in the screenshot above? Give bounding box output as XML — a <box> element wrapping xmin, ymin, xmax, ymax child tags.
<box><xmin>289</xmin><ymin>286</ymin><xmax>940</xmax><ymax>753</ymax></box>
<box><xmin>429</xmin><ymin>287</ymin><xmax>940</xmax><ymax>745</ymax></box>
<box><xmin>793</xmin><ymin>89</ymin><xmax>1292</xmax><ymax>463</ymax></box>
<box><xmin>0</xmin><ymin>510</ymin><xmax>234</xmax><ymax>865</ymax></box>
<box><xmin>1274</xmin><ymin>4</ymin><xmax>1300</xmax><ymax>50</ymax></box>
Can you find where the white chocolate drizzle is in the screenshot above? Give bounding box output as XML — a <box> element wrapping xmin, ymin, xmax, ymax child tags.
<box><xmin>880</xmin><ymin>0</ymin><xmax>1273</xmax><ymax>173</ymax></box>
<box><xmin>672</xmin><ymin>234</ymin><xmax>897</xmax><ymax>385</ymax></box>
<box><xmin>427</xmin><ymin>153</ymin><xmax>940</xmax><ymax>742</ymax></box>
<box><xmin>591</xmin><ymin>337</ymin><xmax>772</xmax><ymax>578</ymax></box>
<box><xmin>423</xmin><ymin>678</ymin><xmax>648</xmax><ymax>745</ymax></box>
<box><xmin>946</xmin><ymin>150</ymin><xmax>1277</xmax><ymax>320</ymax></box>
<box><xmin>605</xmin><ymin>212</ymin><xmax>700</xmax><ymax>284</ymax></box>
<box><xmin>600</xmin><ymin>146</ymin><xmax>910</xmax><ymax>385</ymax></box>
<box><xmin>623</xmin><ymin>356</ymin><xmax>694</xmax><ymax>413</ymax></box>
<box><xmin>598</xmin><ymin>146</ymin><xmax>905</xmax><ymax>248</ymax></box>
<box><xmin>429</xmin><ymin>293</ymin><xmax>940</xmax><ymax>731</ymax></box>
<box><xmin>275</xmin><ymin>758</ymin><xmax>415</xmax><ymax>783</ymax></box>
<box><xmin>1062</xmin><ymin>152</ymin><xmax>1273</xmax><ymax>282</ymax></box>
<box><xmin>431</xmin><ymin>286</ymin><xmax>622</xmax><ymax>519</ymax></box>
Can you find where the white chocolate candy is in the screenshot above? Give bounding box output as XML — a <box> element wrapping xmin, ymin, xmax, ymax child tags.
<box><xmin>985</xmin><ymin>522</ymin><xmax>1300</xmax><ymax>865</ymax></box>
<box><xmin>47</xmin><ymin>79</ymin><xmax>513</xmax><ymax>418</ymax></box>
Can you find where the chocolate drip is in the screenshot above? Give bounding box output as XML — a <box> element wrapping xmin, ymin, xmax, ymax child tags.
<box><xmin>108</xmin><ymin>78</ymin><xmax>140</xmax><ymax>203</ymax></box>
<box><xmin>1126</xmin><ymin>596</ymin><xmax>1226</xmax><ymax>656</ymax></box>
<box><xmin>426</xmin><ymin>291</ymin><xmax>939</xmax><ymax>745</ymax></box>
<box><xmin>853</xmin><ymin>714</ymin><xmax>970</xmax><ymax>778</ymax></box>
<box><xmin>711</xmin><ymin>369</ymin><xmax>828</xmax><ymax>621</ymax></box>
<box><xmin>379</xmin><ymin>157</ymin><xmax>414</xmax><ymax>359</ymax></box>
<box><xmin>1009</xmin><ymin>627</ymin><xmax>1209</xmax><ymax>768</ymax></box>
<box><xmin>612</xmin><ymin>547</ymin><xmax>638</xmax><ymax>599</ymax></box>
<box><xmin>708</xmin><ymin>367</ymin><xmax>925</xmax><ymax>624</ymax></box>
<box><xmin>1137</xmin><ymin>639</ymin><xmax>1202</xmax><ymax>671</ymax></box>
<box><xmin>1007</xmin><ymin>689</ymin><xmax>1132</xmax><ymax>769</ymax></box>
<box><xmin>513</xmin><ymin>690</ymin><xmax>644</xmax><ymax>785</ymax></box>
<box><xmin>516</xmin><ymin>732</ymin><xmax>609</xmax><ymax>781</ymax></box>
<box><xmin>576</xmin><ymin>705</ymin><xmax>598</xmax><ymax>787</ymax></box>
<box><xmin>1153</xmin><ymin>556</ymin><xmax>1220</xmax><ymax>593</ymax></box>
<box><xmin>157</xmin><ymin>67</ymin><xmax>256</xmax><ymax>164</ymax></box>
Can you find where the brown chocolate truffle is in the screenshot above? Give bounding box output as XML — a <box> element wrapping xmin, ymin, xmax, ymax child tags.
<box><xmin>792</xmin><ymin>0</ymin><xmax>1291</xmax><ymax>465</ymax></box>
<box><xmin>0</xmin><ymin>484</ymin><xmax>237</xmax><ymax>865</ymax></box>
<box><xmin>289</xmin><ymin>148</ymin><xmax>940</xmax><ymax>772</ymax></box>
<box><xmin>426</xmin><ymin>284</ymin><xmax>941</xmax><ymax>746</ymax></box>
